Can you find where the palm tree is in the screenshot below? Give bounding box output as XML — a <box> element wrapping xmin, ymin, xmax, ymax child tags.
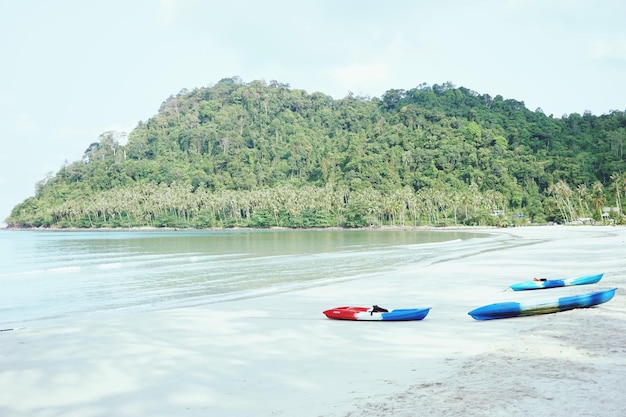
<box><xmin>576</xmin><ymin>184</ymin><xmax>591</xmax><ymax>219</ymax></box>
<box><xmin>548</xmin><ymin>180</ymin><xmax>575</xmax><ymax>223</ymax></box>
<box><xmin>610</xmin><ymin>173</ymin><xmax>622</xmax><ymax>214</ymax></box>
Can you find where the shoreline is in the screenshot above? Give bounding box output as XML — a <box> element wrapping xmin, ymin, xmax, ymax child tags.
<box><xmin>1</xmin><ymin>223</ymin><xmax>498</xmax><ymax>230</ymax></box>
<box><xmin>0</xmin><ymin>225</ymin><xmax>624</xmax><ymax>416</ymax></box>
<box><xmin>0</xmin><ymin>223</ymin><xmax>568</xmax><ymax>232</ymax></box>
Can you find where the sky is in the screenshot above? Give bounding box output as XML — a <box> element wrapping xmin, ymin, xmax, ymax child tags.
<box><xmin>1</xmin><ymin>0</ymin><xmax>625</xmax><ymax>226</ymax></box>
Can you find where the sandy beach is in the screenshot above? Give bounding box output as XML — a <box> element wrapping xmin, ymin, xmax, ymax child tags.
<box><xmin>1</xmin><ymin>225</ymin><xmax>625</xmax><ymax>417</ymax></box>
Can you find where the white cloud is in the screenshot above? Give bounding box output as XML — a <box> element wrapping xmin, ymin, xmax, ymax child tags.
<box><xmin>158</xmin><ymin>0</ymin><xmax>185</xmax><ymax>25</ymax></box>
<box><xmin>332</xmin><ymin>62</ymin><xmax>390</xmax><ymax>96</ymax></box>
<box><xmin>15</xmin><ymin>113</ymin><xmax>36</xmax><ymax>133</ymax></box>
<box><xmin>55</xmin><ymin>126</ymin><xmax>93</xmax><ymax>140</ymax></box>
<box><xmin>102</xmin><ymin>123</ymin><xmax>136</xmax><ymax>135</ymax></box>
<box><xmin>586</xmin><ymin>37</ymin><xmax>626</xmax><ymax>63</ymax></box>
<box><xmin>0</xmin><ymin>92</ymin><xmax>13</xmax><ymax>106</ymax></box>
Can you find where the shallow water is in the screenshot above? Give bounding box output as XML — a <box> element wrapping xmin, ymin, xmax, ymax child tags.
<box><xmin>0</xmin><ymin>228</ymin><xmax>502</xmax><ymax>326</ymax></box>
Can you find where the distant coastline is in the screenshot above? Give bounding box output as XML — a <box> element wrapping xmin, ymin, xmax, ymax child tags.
<box><xmin>2</xmin><ymin>224</ymin><xmax>499</xmax><ymax>231</ymax></box>
<box><xmin>6</xmin><ymin>223</ymin><xmax>601</xmax><ymax>232</ymax></box>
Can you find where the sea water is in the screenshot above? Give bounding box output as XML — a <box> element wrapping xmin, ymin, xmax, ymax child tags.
<box><xmin>0</xmin><ymin>228</ymin><xmax>505</xmax><ymax>327</ymax></box>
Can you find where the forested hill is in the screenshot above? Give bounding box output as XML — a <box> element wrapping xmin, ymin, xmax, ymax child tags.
<box><xmin>7</xmin><ymin>77</ymin><xmax>626</xmax><ymax>228</ymax></box>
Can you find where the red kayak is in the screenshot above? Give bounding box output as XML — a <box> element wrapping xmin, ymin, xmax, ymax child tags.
<box><xmin>323</xmin><ymin>305</ymin><xmax>431</xmax><ymax>321</ymax></box>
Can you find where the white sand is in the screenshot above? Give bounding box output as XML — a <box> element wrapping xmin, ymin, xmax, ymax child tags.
<box><xmin>1</xmin><ymin>225</ymin><xmax>625</xmax><ymax>417</ymax></box>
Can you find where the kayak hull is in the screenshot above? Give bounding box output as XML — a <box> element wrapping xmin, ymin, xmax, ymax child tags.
<box><xmin>509</xmin><ymin>273</ymin><xmax>603</xmax><ymax>291</ymax></box>
<box><xmin>323</xmin><ymin>306</ymin><xmax>431</xmax><ymax>321</ymax></box>
<box><xmin>468</xmin><ymin>287</ymin><xmax>617</xmax><ymax>320</ymax></box>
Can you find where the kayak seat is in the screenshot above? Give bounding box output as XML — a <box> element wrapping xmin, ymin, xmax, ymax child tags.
<box><xmin>371</xmin><ymin>305</ymin><xmax>389</xmax><ymax>315</ymax></box>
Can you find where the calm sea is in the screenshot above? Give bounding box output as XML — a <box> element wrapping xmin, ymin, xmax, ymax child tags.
<box><xmin>0</xmin><ymin>228</ymin><xmax>500</xmax><ymax>327</ymax></box>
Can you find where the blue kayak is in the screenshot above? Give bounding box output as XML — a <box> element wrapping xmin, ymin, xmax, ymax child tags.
<box><xmin>468</xmin><ymin>287</ymin><xmax>617</xmax><ymax>320</ymax></box>
<box><xmin>323</xmin><ymin>306</ymin><xmax>431</xmax><ymax>321</ymax></box>
<box><xmin>509</xmin><ymin>273</ymin><xmax>603</xmax><ymax>291</ymax></box>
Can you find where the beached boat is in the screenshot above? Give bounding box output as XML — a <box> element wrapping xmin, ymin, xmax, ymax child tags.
<box><xmin>509</xmin><ymin>273</ymin><xmax>603</xmax><ymax>291</ymax></box>
<box><xmin>468</xmin><ymin>287</ymin><xmax>617</xmax><ymax>320</ymax></box>
<box><xmin>323</xmin><ymin>305</ymin><xmax>431</xmax><ymax>321</ymax></box>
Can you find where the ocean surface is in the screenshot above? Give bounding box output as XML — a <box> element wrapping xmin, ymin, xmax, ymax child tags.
<box><xmin>0</xmin><ymin>228</ymin><xmax>506</xmax><ymax>327</ymax></box>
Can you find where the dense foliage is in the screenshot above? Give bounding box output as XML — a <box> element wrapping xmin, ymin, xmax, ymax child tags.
<box><xmin>7</xmin><ymin>77</ymin><xmax>626</xmax><ymax>228</ymax></box>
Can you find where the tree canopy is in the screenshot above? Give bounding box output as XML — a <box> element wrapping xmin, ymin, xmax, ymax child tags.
<box><xmin>7</xmin><ymin>77</ymin><xmax>626</xmax><ymax>228</ymax></box>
